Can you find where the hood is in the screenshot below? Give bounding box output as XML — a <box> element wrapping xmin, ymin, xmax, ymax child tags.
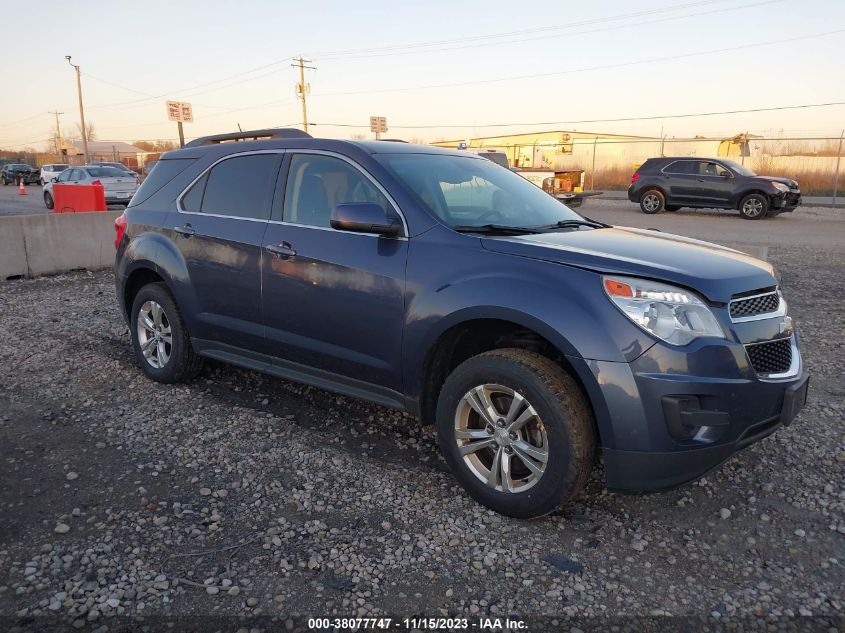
<box><xmin>481</xmin><ymin>226</ymin><xmax>776</xmax><ymax>303</ymax></box>
<box><xmin>753</xmin><ymin>175</ymin><xmax>799</xmax><ymax>189</ymax></box>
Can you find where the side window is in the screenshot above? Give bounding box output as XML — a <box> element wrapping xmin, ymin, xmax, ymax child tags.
<box><xmin>69</xmin><ymin>169</ymin><xmax>83</xmax><ymax>181</ymax></box>
<box><xmin>181</xmin><ymin>174</ymin><xmax>207</xmax><ymax>212</ymax></box>
<box><xmin>664</xmin><ymin>161</ymin><xmax>695</xmax><ymax>175</ymax></box>
<box><xmin>199</xmin><ymin>153</ymin><xmax>281</xmax><ymax>220</ymax></box>
<box><xmin>698</xmin><ymin>161</ymin><xmax>721</xmax><ymax>176</ymax></box>
<box><xmin>56</xmin><ymin>170</ymin><xmax>71</xmax><ymax>183</ymax></box>
<box><xmin>283</xmin><ymin>154</ymin><xmax>393</xmax><ymax>228</ymax></box>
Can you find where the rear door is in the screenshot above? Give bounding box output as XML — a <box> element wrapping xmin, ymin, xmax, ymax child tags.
<box><xmin>170</xmin><ymin>151</ymin><xmax>283</xmax><ymax>354</ymax></box>
<box><xmin>660</xmin><ymin>160</ymin><xmax>698</xmax><ymax>203</ymax></box>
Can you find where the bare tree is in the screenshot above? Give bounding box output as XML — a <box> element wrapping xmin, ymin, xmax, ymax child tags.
<box><xmin>350</xmin><ymin>133</ymin><xmax>366</xmax><ymax>140</ymax></box>
<box><xmin>77</xmin><ymin>122</ymin><xmax>96</xmax><ymax>142</ymax></box>
<box><xmin>133</xmin><ymin>140</ymin><xmax>178</xmax><ymax>152</ymax></box>
<box><xmin>409</xmin><ymin>136</ymin><xmax>427</xmax><ymax>145</ymax></box>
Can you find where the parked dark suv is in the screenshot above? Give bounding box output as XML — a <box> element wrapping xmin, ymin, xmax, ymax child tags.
<box><xmin>114</xmin><ymin>129</ymin><xmax>809</xmax><ymax>517</ymax></box>
<box><xmin>629</xmin><ymin>157</ymin><xmax>801</xmax><ymax>219</ymax></box>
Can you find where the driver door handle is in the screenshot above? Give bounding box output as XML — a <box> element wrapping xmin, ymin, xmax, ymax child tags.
<box><xmin>174</xmin><ymin>224</ymin><xmax>195</xmax><ymax>237</ymax></box>
<box><xmin>266</xmin><ymin>242</ymin><xmax>296</xmax><ymax>259</ymax></box>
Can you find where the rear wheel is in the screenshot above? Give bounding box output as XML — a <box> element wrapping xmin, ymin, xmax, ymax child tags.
<box><xmin>435</xmin><ymin>349</ymin><xmax>595</xmax><ymax>518</ymax></box>
<box><xmin>639</xmin><ymin>190</ymin><xmax>664</xmax><ymax>214</ymax></box>
<box><xmin>739</xmin><ymin>193</ymin><xmax>768</xmax><ymax>220</ymax></box>
<box><xmin>43</xmin><ymin>192</ymin><xmax>54</xmax><ymax>209</ymax></box>
<box><xmin>129</xmin><ymin>283</ymin><xmax>203</xmax><ymax>383</ymax></box>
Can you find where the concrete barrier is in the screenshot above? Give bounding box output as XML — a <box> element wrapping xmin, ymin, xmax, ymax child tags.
<box><xmin>0</xmin><ymin>211</ymin><xmax>121</xmax><ymax>280</ymax></box>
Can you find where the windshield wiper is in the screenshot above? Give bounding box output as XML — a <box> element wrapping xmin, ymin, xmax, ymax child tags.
<box><xmin>452</xmin><ymin>224</ymin><xmax>540</xmax><ymax>235</ymax></box>
<box><xmin>535</xmin><ymin>218</ymin><xmax>611</xmax><ymax>231</ymax></box>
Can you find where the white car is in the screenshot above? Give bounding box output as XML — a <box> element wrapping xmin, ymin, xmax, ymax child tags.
<box><xmin>39</xmin><ymin>163</ymin><xmax>70</xmax><ymax>185</ymax></box>
<box><xmin>42</xmin><ymin>165</ymin><xmax>139</xmax><ymax>209</ymax></box>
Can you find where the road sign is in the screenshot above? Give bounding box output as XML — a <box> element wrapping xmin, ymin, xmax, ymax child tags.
<box><xmin>369</xmin><ymin>116</ymin><xmax>387</xmax><ymax>133</ymax></box>
<box><xmin>166</xmin><ymin>101</ymin><xmax>194</xmax><ymax>123</ymax></box>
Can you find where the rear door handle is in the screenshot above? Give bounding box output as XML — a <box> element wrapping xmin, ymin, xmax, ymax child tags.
<box><xmin>174</xmin><ymin>224</ymin><xmax>195</xmax><ymax>237</ymax></box>
<box><xmin>266</xmin><ymin>242</ymin><xmax>296</xmax><ymax>259</ymax></box>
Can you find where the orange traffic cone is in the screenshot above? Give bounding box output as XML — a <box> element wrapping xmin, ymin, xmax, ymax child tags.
<box><xmin>18</xmin><ymin>178</ymin><xmax>27</xmax><ymax>196</ymax></box>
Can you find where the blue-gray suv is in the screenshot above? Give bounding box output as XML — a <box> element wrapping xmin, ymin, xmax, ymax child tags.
<box><xmin>114</xmin><ymin>129</ymin><xmax>809</xmax><ymax>518</ymax></box>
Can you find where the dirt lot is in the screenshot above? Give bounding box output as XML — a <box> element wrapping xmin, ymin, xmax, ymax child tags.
<box><xmin>0</xmin><ymin>203</ymin><xmax>843</xmax><ymax>630</ymax></box>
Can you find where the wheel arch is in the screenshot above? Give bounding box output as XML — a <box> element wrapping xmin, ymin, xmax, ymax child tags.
<box><xmin>415</xmin><ymin>312</ymin><xmax>605</xmax><ymax>446</ymax></box>
<box><xmin>733</xmin><ymin>189</ymin><xmax>773</xmax><ymax>209</ymax></box>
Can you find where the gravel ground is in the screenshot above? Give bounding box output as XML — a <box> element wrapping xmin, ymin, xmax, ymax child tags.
<box><xmin>0</xmin><ymin>217</ymin><xmax>843</xmax><ymax>630</ymax></box>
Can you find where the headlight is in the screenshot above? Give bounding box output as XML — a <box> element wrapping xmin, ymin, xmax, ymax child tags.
<box><xmin>603</xmin><ymin>276</ymin><xmax>725</xmax><ymax>346</ymax></box>
<box><xmin>771</xmin><ymin>181</ymin><xmax>790</xmax><ymax>193</ymax></box>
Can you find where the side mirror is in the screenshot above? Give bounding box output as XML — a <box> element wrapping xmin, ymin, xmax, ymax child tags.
<box><xmin>719</xmin><ymin>170</ymin><xmax>731</xmax><ymax>178</ymax></box>
<box><xmin>330</xmin><ymin>203</ymin><xmax>402</xmax><ymax>237</ymax></box>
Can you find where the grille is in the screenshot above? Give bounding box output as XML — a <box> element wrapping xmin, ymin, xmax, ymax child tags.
<box><xmin>746</xmin><ymin>338</ymin><xmax>792</xmax><ymax>375</ymax></box>
<box><xmin>730</xmin><ymin>292</ymin><xmax>780</xmax><ymax>319</ymax></box>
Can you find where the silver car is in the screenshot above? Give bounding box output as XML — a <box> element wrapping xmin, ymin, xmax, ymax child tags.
<box><xmin>43</xmin><ymin>165</ymin><xmax>139</xmax><ymax>209</ymax></box>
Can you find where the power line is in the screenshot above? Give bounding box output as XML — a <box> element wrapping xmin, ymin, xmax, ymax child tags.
<box><xmin>314</xmin><ymin>0</ymin><xmax>781</xmax><ymax>60</ymax></box>
<box><xmin>311</xmin><ymin>0</ymin><xmax>729</xmax><ymax>58</ymax></box>
<box><xmin>311</xmin><ymin>28</ymin><xmax>845</xmax><ymax>98</ymax></box>
<box><xmin>307</xmin><ymin>101</ymin><xmax>845</xmax><ymax>130</ymax></box>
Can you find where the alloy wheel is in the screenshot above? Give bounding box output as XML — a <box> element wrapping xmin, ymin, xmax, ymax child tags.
<box><xmin>642</xmin><ymin>193</ymin><xmax>661</xmax><ymax>212</ymax></box>
<box><xmin>454</xmin><ymin>384</ymin><xmax>549</xmax><ymax>493</ymax></box>
<box><xmin>136</xmin><ymin>300</ymin><xmax>172</xmax><ymax>369</ymax></box>
<box><xmin>742</xmin><ymin>198</ymin><xmax>764</xmax><ymax>218</ymax></box>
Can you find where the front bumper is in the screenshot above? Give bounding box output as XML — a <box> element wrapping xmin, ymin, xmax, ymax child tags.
<box><xmin>603</xmin><ymin>370</ymin><xmax>808</xmax><ymax>491</ymax></box>
<box><xmin>573</xmin><ymin>334</ymin><xmax>809</xmax><ymax>493</ymax></box>
<box><xmin>772</xmin><ymin>191</ymin><xmax>801</xmax><ymax>210</ymax></box>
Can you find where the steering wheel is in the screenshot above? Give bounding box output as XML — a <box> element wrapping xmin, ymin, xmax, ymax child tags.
<box><xmin>476</xmin><ymin>210</ymin><xmax>505</xmax><ymax>223</ymax></box>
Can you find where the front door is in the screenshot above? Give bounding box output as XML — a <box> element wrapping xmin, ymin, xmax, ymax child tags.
<box><xmin>692</xmin><ymin>160</ymin><xmax>735</xmax><ymax>206</ymax></box>
<box><xmin>169</xmin><ymin>152</ymin><xmax>283</xmax><ymax>353</ymax></box>
<box><xmin>261</xmin><ymin>152</ymin><xmax>408</xmax><ymax>394</ymax></box>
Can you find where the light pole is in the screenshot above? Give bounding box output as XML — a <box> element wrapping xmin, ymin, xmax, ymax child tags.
<box><xmin>65</xmin><ymin>55</ymin><xmax>89</xmax><ymax>164</ymax></box>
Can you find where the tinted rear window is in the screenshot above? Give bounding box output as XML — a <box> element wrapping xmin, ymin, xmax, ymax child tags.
<box><xmin>86</xmin><ymin>167</ymin><xmax>127</xmax><ymax>178</ymax></box>
<box><xmin>128</xmin><ymin>158</ymin><xmax>196</xmax><ymax>207</ymax></box>
<box><xmin>663</xmin><ymin>160</ymin><xmax>696</xmax><ymax>175</ymax></box>
<box><xmin>199</xmin><ymin>154</ymin><xmax>281</xmax><ymax>220</ymax></box>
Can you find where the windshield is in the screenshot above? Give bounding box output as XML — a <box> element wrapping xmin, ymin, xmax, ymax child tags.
<box><xmin>720</xmin><ymin>159</ymin><xmax>756</xmax><ymax>177</ymax></box>
<box><xmin>376</xmin><ymin>153</ymin><xmax>584</xmax><ymax>229</ymax></box>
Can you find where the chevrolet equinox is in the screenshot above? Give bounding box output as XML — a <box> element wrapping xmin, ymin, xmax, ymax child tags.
<box><xmin>114</xmin><ymin>129</ymin><xmax>809</xmax><ymax>518</ymax></box>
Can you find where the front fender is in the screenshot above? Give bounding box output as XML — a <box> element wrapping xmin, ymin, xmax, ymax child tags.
<box><xmin>402</xmin><ymin>230</ymin><xmax>655</xmax><ymax>403</ymax></box>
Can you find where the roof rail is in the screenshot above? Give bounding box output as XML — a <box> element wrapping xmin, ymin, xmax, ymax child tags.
<box><xmin>377</xmin><ymin>138</ymin><xmax>408</xmax><ymax>143</ymax></box>
<box><xmin>184</xmin><ymin>128</ymin><xmax>311</xmax><ymax>148</ymax></box>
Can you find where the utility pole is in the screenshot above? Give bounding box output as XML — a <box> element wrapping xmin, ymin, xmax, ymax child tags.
<box><xmin>833</xmin><ymin>129</ymin><xmax>844</xmax><ymax>209</ymax></box>
<box><xmin>49</xmin><ymin>110</ymin><xmax>64</xmax><ymax>156</ymax></box>
<box><xmin>65</xmin><ymin>56</ymin><xmax>89</xmax><ymax>164</ymax></box>
<box><xmin>292</xmin><ymin>56</ymin><xmax>315</xmax><ymax>133</ymax></box>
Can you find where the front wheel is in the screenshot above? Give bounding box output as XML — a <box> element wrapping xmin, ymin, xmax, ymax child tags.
<box><xmin>44</xmin><ymin>191</ymin><xmax>54</xmax><ymax>209</ymax></box>
<box><xmin>739</xmin><ymin>193</ymin><xmax>769</xmax><ymax>220</ymax></box>
<box><xmin>435</xmin><ymin>349</ymin><xmax>596</xmax><ymax>518</ymax></box>
<box><xmin>129</xmin><ymin>283</ymin><xmax>203</xmax><ymax>383</ymax></box>
<box><xmin>639</xmin><ymin>190</ymin><xmax>664</xmax><ymax>214</ymax></box>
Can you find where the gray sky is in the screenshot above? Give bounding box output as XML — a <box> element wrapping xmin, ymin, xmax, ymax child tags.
<box><xmin>2</xmin><ymin>0</ymin><xmax>844</xmax><ymax>149</ymax></box>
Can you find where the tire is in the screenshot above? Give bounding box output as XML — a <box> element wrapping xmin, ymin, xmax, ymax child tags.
<box><xmin>739</xmin><ymin>193</ymin><xmax>769</xmax><ymax>220</ymax></box>
<box><xmin>129</xmin><ymin>282</ymin><xmax>203</xmax><ymax>383</ymax></box>
<box><xmin>435</xmin><ymin>348</ymin><xmax>596</xmax><ymax>518</ymax></box>
<box><xmin>639</xmin><ymin>189</ymin><xmax>664</xmax><ymax>214</ymax></box>
<box><xmin>665</xmin><ymin>205</ymin><xmax>681</xmax><ymax>211</ymax></box>
<box><xmin>43</xmin><ymin>192</ymin><xmax>54</xmax><ymax>210</ymax></box>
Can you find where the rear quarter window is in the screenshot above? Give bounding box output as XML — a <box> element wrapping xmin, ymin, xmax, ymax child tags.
<box><xmin>128</xmin><ymin>158</ymin><xmax>196</xmax><ymax>207</ymax></box>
